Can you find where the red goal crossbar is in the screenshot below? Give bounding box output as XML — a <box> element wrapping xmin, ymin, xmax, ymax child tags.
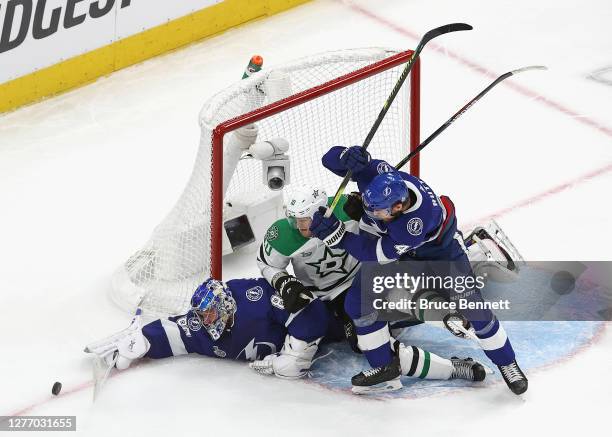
<box><xmin>210</xmin><ymin>50</ymin><xmax>420</xmax><ymax>279</ymax></box>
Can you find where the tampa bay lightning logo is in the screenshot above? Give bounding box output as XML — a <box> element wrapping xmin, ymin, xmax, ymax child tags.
<box><xmin>246</xmin><ymin>286</ymin><xmax>264</xmax><ymax>301</ymax></box>
<box><xmin>407</xmin><ymin>217</ymin><xmax>423</xmax><ymax>236</ymax></box>
<box><xmin>377</xmin><ymin>162</ymin><xmax>393</xmax><ymax>174</ymax></box>
<box><xmin>383</xmin><ymin>186</ymin><xmax>392</xmax><ymax>197</ymax></box>
<box><xmin>188</xmin><ymin>316</ymin><xmax>202</xmax><ymax>331</ymax></box>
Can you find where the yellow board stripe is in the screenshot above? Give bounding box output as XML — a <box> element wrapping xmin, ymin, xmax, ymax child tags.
<box><xmin>0</xmin><ymin>0</ymin><xmax>310</xmax><ymax>115</ymax></box>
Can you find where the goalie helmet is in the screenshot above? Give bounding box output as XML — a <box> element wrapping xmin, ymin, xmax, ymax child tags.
<box><xmin>284</xmin><ymin>185</ymin><xmax>327</xmax><ymax>227</ymax></box>
<box><xmin>190</xmin><ymin>279</ymin><xmax>237</xmax><ymax>341</ymax></box>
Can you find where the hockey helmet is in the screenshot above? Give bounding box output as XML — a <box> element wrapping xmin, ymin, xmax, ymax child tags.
<box><xmin>190</xmin><ymin>279</ymin><xmax>237</xmax><ymax>341</ymax></box>
<box><xmin>362</xmin><ymin>171</ymin><xmax>409</xmax><ymax>219</ymax></box>
<box><xmin>284</xmin><ymin>185</ymin><xmax>327</xmax><ymax>228</ymax></box>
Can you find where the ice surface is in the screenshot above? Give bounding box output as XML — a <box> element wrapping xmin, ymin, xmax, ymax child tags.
<box><xmin>1</xmin><ymin>0</ymin><xmax>611</xmax><ymax>435</ymax></box>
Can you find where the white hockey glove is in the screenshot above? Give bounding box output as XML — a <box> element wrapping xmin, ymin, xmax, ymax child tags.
<box><xmin>249</xmin><ymin>335</ymin><xmax>321</xmax><ymax>379</ymax></box>
<box><xmin>84</xmin><ymin>315</ymin><xmax>150</xmax><ymax>370</ymax></box>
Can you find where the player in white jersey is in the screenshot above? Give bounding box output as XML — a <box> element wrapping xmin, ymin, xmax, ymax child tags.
<box><xmin>257</xmin><ymin>186</ymin><xmax>360</xmax><ymax>311</ymax></box>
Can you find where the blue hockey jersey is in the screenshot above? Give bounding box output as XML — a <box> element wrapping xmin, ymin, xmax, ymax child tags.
<box><xmin>322</xmin><ymin>146</ymin><xmax>459</xmax><ymax>262</ymax></box>
<box><xmin>142</xmin><ymin>278</ymin><xmax>334</xmax><ymax>361</ymax></box>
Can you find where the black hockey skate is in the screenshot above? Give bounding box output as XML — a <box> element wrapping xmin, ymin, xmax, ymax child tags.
<box><xmin>351</xmin><ymin>354</ymin><xmax>402</xmax><ymax>395</ymax></box>
<box><xmin>450</xmin><ymin>357</ymin><xmax>486</xmax><ymax>382</ymax></box>
<box><xmin>498</xmin><ymin>360</ymin><xmax>528</xmax><ymax>395</ymax></box>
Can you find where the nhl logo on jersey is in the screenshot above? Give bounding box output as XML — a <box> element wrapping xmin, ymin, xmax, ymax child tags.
<box><xmin>188</xmin><ymin>316</ymin><xmax>202</xmax><ymax>331</ymax></box>
<box><xmin>266</xmin><ymin>225</ymin><xmax>279</xmax><ymax>241</ymax></box>
<box><xmin>246</xmin><ymin>286</ymin><xmax>264</xmax><ymax>301</ymax></box>
<box><xmin>377</xmin><ymin>162</ymin><xmax>393</xmax><ymax>174</ymax></box>
<box><xmin>407</xmin><ymin>217</ymin><xmax>423</xmax><ymax>236</ymax></box>
<box><xmin>213</xmin><ymin>346</ymin><xmax>227</xmax><ymax>358</ymax></box>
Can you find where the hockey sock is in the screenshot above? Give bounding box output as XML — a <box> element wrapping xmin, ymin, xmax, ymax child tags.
<box><xmin>356</xmin><ymin>321</ymin><xmax>393</xmax><ymax>368</ymax></box>
<box><xmin>399</xmin><ymin>344</ymin><xmax>453</xmax><ymax>379</ymax></box>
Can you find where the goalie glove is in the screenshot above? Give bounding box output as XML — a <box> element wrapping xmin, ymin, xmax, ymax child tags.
<box><xmin>275</xmin><ymin>275</ymin><xmax>314</xmax><ymax>313</ymax></box>
<box><xmin>84</xmin><ymin>315</ymin><xmax>150</xmax><ymax>370</ymax></box>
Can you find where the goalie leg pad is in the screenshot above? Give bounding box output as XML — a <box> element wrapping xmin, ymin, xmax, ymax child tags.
<box><xmin>273</xmin><ymin>335</ymin><xmax>321</xmax><ymax>379</ymax></box>
<box><xmin>250</xmin><ymin>335</ymin><xmax>321</xmax><ymax>379</ymax></box>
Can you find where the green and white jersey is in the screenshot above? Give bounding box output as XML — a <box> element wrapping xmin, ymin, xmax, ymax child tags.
<box><xmin>257</xmin><ymin>196</ymin><xmax>360</xmax><ymax>301</ymax></box>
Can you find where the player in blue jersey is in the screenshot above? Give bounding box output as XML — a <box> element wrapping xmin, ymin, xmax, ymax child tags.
<box><xmin>310</xmin><ymin>146</ymin><xmax>528</xmax><ymax>395</ymax></box>
<box><xmin>85</xmin><ymin>277</ymin><xmax>488</xmax><ymax>386</ymax></box>
<box><xmin>86</xmin><ymin>278</ymin><xmax>335</xmax><ymax>378</ymax></box>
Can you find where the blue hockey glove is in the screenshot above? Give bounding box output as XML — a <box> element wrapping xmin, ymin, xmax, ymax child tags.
<box><xmin>310</xmin><ymin>207</ymin><xmax>346</xmax><ymax>247</ymax></box>
<box><xmin>339</xmin><ymin>146</ymin><xmax>370</xmax><ymax>174</ymax></box>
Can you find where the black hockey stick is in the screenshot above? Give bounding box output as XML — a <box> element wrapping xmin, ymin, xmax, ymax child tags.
<box><xmin>395</xmin><ymin>65</ymin><xmax>547</xmax><ymax>171</ymax></box>
<box><xmin>325</xmin><ymin>23</ymin><xmax>473</xmax><ymax>217</ymax></box>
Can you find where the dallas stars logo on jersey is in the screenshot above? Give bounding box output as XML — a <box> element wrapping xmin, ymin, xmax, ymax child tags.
<box><xmin>306</xmin><ymin>245</ymin><xmax>351</xmax><ymax>278</ymax></box>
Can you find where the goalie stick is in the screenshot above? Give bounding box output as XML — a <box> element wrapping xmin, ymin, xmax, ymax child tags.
<box><xmin>394</xmin><ymin>65</ymin><xmax>547</xmax><ymax>171</ymax></box>
<box><xmin>325</xmin><ymin>22</ymin><xmax>473</xmax><ymax>217</ymax></box>
<box><xmin>87</xmin><ymin>307</ymin><xmax>143</xmax><ymax>401</ymax></box>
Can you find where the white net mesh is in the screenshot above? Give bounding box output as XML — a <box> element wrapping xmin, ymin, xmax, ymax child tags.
<box><xmin>111</xmin><ymin>48</ymin><xmax>418</xmax><ymax>316</ymax></box>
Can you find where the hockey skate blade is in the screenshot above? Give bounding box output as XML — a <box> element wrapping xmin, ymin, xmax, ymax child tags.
<box><xmin>351</xmin><ymin>378</ymin><xmax>403</xmax><ymax>395</ymax></box>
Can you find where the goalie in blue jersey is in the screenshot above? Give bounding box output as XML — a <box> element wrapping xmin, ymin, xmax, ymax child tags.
<box><xmin>85</xmin><ymin>277</ymin><xmax>487</xmax><ymax>384</ymax></box>
<box><xmin>309</xmin><ymin>146</ymin><xmax>528</xmax><ymax>395</ymax></box>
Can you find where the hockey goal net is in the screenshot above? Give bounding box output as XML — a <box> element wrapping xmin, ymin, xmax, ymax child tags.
<box><xmin>111</xmin><ymin>48</ymin><xmax>421</xmax><ymax>316</ymax></box>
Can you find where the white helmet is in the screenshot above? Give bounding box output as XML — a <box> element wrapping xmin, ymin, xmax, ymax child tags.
<box><xmin>285</xmin><ymin>186</ymin><xmax>327</xmax><ymax>226</ymax></box>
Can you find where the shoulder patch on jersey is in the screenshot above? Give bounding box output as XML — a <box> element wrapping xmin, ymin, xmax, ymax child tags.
<box><xmin>265</xmin><ymin>219</ymin><xmax>308</xmax><ymax>256</ymax></box>
<box><xmin>245</xmin><ymin>286</ymin><xmax>264</xmax><ymax>302</ymax></box>
<box><xmin>187</xmin><ymin>316</ymin><xmax>202</xmax><ymax>331</ymax></box>
<box><xmin>407</xmin><ymin>217</ymin><xmax>424</xmax><ymax>236</ymax></box>
<box><xmin>377</xmin><ymin>162</ymin><xmax>394</xmax><ymax>174</ymax></box>
<box><xmin>265</xmin><ymin>225</ymin><xmax>279</xmax><ymax>241</ymax></box>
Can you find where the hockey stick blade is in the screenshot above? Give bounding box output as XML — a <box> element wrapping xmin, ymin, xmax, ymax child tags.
<box><xmin>509</xmin><ymin>65</ymin><xmax>547</xmax><ymax>75</ymax></box>
<box><xmin>92</xmin><ymin>352</ymin><xmax>117</xmax><ymax>402</ymax></box>
<box><xmin>395</xmin><ymin>64</ymin><xmax>547</xmax><ymax>171</ymax></box>
<box><xmin>90</xmin><ymin>307</ymin><xmax>143</xmax><ymax>402</ymax></box>
<box><xmin>325</xmin><ymin>23</ymin><xmax>473</xmax><ymax>217</ymax></box>
<box><xmin>422</xmin><ymin>23</ymin><xmax>473</xmax><ymax>41</ymax></box>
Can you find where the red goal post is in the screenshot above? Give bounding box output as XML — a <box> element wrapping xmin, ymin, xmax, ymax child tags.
<box><xmin>210</xmin><ymin>50</ymin><xmax>421</xmax><ymax>278</ymax></box>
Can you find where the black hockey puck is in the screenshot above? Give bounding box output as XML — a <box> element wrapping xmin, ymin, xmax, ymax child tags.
<box><xmin>52</xmin><ymin>381</ymin><xmax>62</xmax><ymax>396</ymax></box>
